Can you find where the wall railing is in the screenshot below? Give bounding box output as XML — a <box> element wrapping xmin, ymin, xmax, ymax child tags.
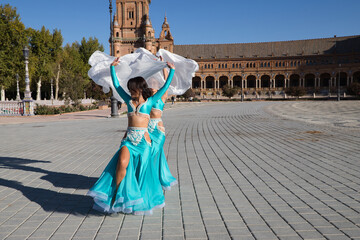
<box><xmin>0</xmin><ymin>101</ymin><xmax>24</xmax><ymax>116</ymax></box>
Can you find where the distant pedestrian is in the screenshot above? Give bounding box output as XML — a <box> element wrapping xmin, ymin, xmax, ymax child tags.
<box><xmin>171</xmin><ymin>96</ymin><xmax>175</xmax><ymax>105</ymax></box>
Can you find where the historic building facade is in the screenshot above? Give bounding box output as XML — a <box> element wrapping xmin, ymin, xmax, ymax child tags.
<box><xmin>112</xmin><ymin>1</ymin><xmax>360</xmax><ymax>96</ymax></box>
<box><xmin>174</xmin><ymin>36</ymin><xmax>360</xmax><ymax>96</ymax></box>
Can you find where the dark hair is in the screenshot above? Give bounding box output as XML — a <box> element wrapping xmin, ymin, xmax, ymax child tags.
<box><xmin>127</xmin><ymin>76</ymin><xmax>153</xmax><ymax>100</ymax></box>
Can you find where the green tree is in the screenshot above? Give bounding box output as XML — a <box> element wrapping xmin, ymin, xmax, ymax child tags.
<box><xmin>60</xmin><ymin>43</ymin><xmax>87</xmax><ymax>103</ymax></box>
<box><xmin>181</xmin><ymin>88</ymin><xmax>195</xmax><ymax>100</ymax></box>
<box><xmin>29</xmin><ymin>26</ymin><xmax>53</xmax><ymax>100</ymax></box>
<box><xmin>285</xmin><ymin>87</ymin><xmax>306</xmax><ymax>98</ymax></box>
<box><xmin>222</xmin><ymin>84</ymin><xmax>238</xmax><ymax>98</ymax></box>
<box><xmin>50</xmin><ymin>29</ymin><xmax>63</xmax><ymax>100</ymax></box>
<box><xmin>347</xmin><ymin>82</ymin><xmax>360</xmax><ymax>96</ymax></box>
<box><xmin>78</xmin><ymin>37</ymin><xmax>105</xmax><ymax>100</ymax></box>
<box><xmin>0</xmin><ymin>4</ymin><xmax>27</xmax><ymax>100</ymax></box>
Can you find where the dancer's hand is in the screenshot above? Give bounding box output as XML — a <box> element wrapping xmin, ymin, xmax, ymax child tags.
<box><xmin>167</xmin><ymin>62</ymin><xmax>175</xmax><ymax>70</ymax></box>
<box><xmin>111</xmin><ymin>57</ymin><xmax>120</xmax><ymax>66</ymax></box>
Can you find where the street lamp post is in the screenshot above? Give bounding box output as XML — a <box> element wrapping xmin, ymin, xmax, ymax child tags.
<box><xmin>51</xmin><ymin>78</ymin><xmax>54</xmax><ymax>105</ymax></box>
<box><xmin>109</xmin><ymin>0</ymin><xmax>119</xmax><ymax>118</ymax></box>
<box><xmin>22</xmin><ymin>46</ymin><xmax>34</xmax><ymax>115</ymax></box>
<box><xmin>16</xmin><ymin>73</ymin><xmax>21</xmax><ymax>101</ymax></box>
<box><xmin>337</xmin><ymin>64</ymin><xmax>341</xmax><ymax>101</ymax></box>
<box><xmin>241</xmin><ymin>73</ymin><xmax>245</xmax><ymax>102</ymax></box>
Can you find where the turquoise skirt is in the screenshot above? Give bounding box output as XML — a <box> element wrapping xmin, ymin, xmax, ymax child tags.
<box><xmin>148</xmin><ymin>120</ymin><xmax>177</xmax><ymax>190</ymax></box>
<box><xmin>87</xmin><ymin>128</ymin><xmax>165</xmax><ymax>215</ymax></box>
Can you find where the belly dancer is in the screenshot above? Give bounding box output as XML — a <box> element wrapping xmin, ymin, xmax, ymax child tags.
<box><xmin>148</xmin><ymin>59</ymin><xmax>177</xmax><ymax>191</ymax></box>
<box><xmin>88</xmin><ymin>58</ymin><xmax>175</xmax><ymax>215</ymax></box>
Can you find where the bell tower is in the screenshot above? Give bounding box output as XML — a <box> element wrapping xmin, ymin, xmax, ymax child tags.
<box><xmin>113</xmin><ymin>0</ymin><xmax>153</xmax><ymax>56</ymax></box>
<box><xmin>112</xmin><ymin>0</ymin><xmax>174</xmax><ymax>56</ymax></box>
<box><xmin>158</xmin><ymin>15</ymin><xmax>174</xmax><ymax>52</ymax></box>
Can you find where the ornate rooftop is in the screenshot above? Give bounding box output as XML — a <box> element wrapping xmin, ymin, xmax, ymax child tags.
<box><xmin>174</xmin><ymin>35</ymin><xmax>360</xmax><ymax>60</ymax></box>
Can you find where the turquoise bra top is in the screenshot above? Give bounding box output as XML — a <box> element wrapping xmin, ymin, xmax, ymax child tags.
<box><xmin>152</xmin><ymin>99</ymin><xmax>165</xmax><ymax>111</ymax></box>
<box><xmin>110</xmin><ymin>65</ymin><xmax>174</xmax><ymax>116</ymax></box>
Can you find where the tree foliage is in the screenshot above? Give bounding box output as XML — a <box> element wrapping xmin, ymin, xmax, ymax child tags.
<box><xmin>285</xmin><ymin>87</ymin><xmax>306</xmax><ymax>97</ymax></box>
<box><xmin>347</xmin><ymin>82</ymin><xmax>360</xmax><ymax>96</ymax></box>
<box><xmin>181</xmin><ymin>88</ymin><xmax>195</xmax><ymax>99</ymax></box>
<box><xmin>1</xmin><ymin>4</ymin><xmax>110</xmax><ymax>102</ymax></box>
<box><xmin>60</xmin><ymin>43</ymin><xmax>87</xmax><ymax>103</ymax></box>
<box><xmin>222</xmin><ymin>84</ymin><xmax>238</xmax><ymax>98</ymax></box>
<box><xmin>0</xmin><ymin>4</ymin><xmax>27</xmax><ymax>91</ymax></box>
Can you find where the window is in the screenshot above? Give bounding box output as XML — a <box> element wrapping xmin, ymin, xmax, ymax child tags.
<box><xmin>116</xmin><ymin>32</ymin><xmax>119</xmax><ymax>37</ymax></box>
<box><xmin>128</xmin><ymin>11</ymin><xmax>134</xmax><ymax>19</ymax></box>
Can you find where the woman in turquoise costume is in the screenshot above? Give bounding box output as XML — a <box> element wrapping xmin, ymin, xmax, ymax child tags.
<box><xmin>148</xmin><ymin>60</ymin><xmax>177</xmax><ymax>191</ymax></box>
<box><xmin>87</xmin><ymin>57</ymin><xmax>175</xmax><ymax>215</ymax></box>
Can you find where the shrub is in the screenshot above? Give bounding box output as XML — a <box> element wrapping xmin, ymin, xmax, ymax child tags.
<box><xmin>222</xmin><ymin>85</ymin><xmax>238</xmax><ymax>98</ymax></box>
<box><xmin>347</xmin><ymin>82</ymin><xmax>360</xmax><ymax>96</ymax></box>
<box><xmin>34</xmin><ymin>104</ymin><xmax>98</xmax><ymax>115</ymax></box>
<box><xmin>285</xmin><ymin>87</ymin><xmax>306</xmax><ymax>97</ymax></box>
<box><xmin>181</xmin><ymin>89</ymin><xmax>195</xmax><ymax>99</ymax></box>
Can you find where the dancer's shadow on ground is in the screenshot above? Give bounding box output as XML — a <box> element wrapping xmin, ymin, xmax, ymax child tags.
<box><xmin>0</xmin><ymin>157</ymin><xmax>103</xmax><ymax>216</ymax></box>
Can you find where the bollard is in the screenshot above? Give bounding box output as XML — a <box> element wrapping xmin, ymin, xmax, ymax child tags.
<box><xmin>110</xmin><ymin>96</ymin><xmax>119</xmax><ymax>118</ymax></box>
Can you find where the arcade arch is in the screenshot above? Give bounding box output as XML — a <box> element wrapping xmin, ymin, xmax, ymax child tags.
<box><xmin>275</xmin><ymin>75</ymin><xmax>285</xmax><ymax>88</ymax></box>
<box><xmin>233</xmin><ymin>76</ymin><xmax>242</xmax><ymax>87</ymax></box>
<box><xmin>290</xmin><ymin>74</ymin><xmax>300</xmax><ymax>87</ymax></box>
<box><xmin>192</xmin><ymin>76</ymin><xmax>201</xmax><ymax>89</ymax></box>
<box><xmin>247</xmin><ymin>75</ymin><xmax>256</xmax><ymax>88</ymax></box>
<box><xmin>320</xmin><ymin>73</ymin><xmax>331</xmax><ymax>87</ymax></box>
<box><xmin>219</xmin><ymin>76</ymin><xmax>229</xmax><ymax>88</ymax></box>
<box><xmin>206</xmin><ymin>76</ymin><xmax>215</xmax><ymax>89</ymax></box>
<box><xmin>261</xmin><ymin>75</ymin><xmax>270</xmax><ymax>88</ymax></box>
<box><xmin>305</xmin><ymin>74</ymin><xmax>315</xmax><ymax>88</ymax></box>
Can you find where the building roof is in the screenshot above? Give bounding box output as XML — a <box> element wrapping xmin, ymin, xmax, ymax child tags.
<box><xmin>174</xmin><ymin>35</ymin><xmax>360</xmax><ymax>60</ymax></box>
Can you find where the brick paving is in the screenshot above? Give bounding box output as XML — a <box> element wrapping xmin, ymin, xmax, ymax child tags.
<box><xmin>0</xmin><ymin>101</ymin><xmax>359</xmax><ymax>240</ymax></box>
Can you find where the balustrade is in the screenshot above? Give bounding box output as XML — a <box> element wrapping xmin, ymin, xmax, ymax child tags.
<box><xmin>0</xmin><ymin>101</ymin><xmax>24</xmax><ymax>116</ymax></box>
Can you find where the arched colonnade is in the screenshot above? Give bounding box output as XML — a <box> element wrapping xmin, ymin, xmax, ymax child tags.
<box><xmin>192</xmin><ymin>71</ymin><xmax>360</xmax><ymax>91</ymax></box>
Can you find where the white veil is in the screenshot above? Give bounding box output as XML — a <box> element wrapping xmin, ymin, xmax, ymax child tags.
<box><xmin>88</xmin><ymin>48</ymin><xmax>199</xmax><ymax>102</ymax></box>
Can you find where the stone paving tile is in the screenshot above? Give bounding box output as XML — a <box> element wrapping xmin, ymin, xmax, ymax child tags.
<box><xmin>1</xmin><ymin>101</ymin><xmax>360</xmax><ymax>240</ymax></box>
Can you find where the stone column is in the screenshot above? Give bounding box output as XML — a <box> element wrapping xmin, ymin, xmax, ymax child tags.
<box><xmin>200</xmin><ymin>75</ymin><xmax>205</xmax><ymax>90</ymax></box>
<box><xmin>229</xmin><ymin>74</ymin><xmax>233</xmax><ymax>88</ymax></box>
<box><xmin>214</xmin><ymin>74</ymin><xmax>219</xmax><ymax>90</ymax></box>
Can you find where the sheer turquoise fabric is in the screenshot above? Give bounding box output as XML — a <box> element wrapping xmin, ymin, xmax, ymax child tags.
<box><xmin>88</xmin><ymin>128</ymin><xmax>165</xmax><ymax>215</ymax></box>
<box><xmin>148</xmin><ymin>120</ymin><xmax>177</xmax><ymax>191</ymax></box>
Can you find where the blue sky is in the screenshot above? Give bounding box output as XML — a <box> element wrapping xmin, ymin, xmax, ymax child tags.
<box><xmin>3</xmin><ymin>0</ymin><xmax>360</xmax><ymax>54</ymax></box>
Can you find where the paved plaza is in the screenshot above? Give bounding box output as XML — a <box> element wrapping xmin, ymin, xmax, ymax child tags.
<box><xmin>0</xmin><ymin>101</ymin><xmax>360</xmax><ymax>240</ymax></box>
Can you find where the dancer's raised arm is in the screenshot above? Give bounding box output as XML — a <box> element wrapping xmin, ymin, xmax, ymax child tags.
<box><xmin>110</xmin><ymin>58</ymin><xmax>131</xmax><ymax>103</ymax></box>
<box><xmin>152</xmin><ymin>62</ymin><xmax>175</xmax><ymax>101</ymax></box>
